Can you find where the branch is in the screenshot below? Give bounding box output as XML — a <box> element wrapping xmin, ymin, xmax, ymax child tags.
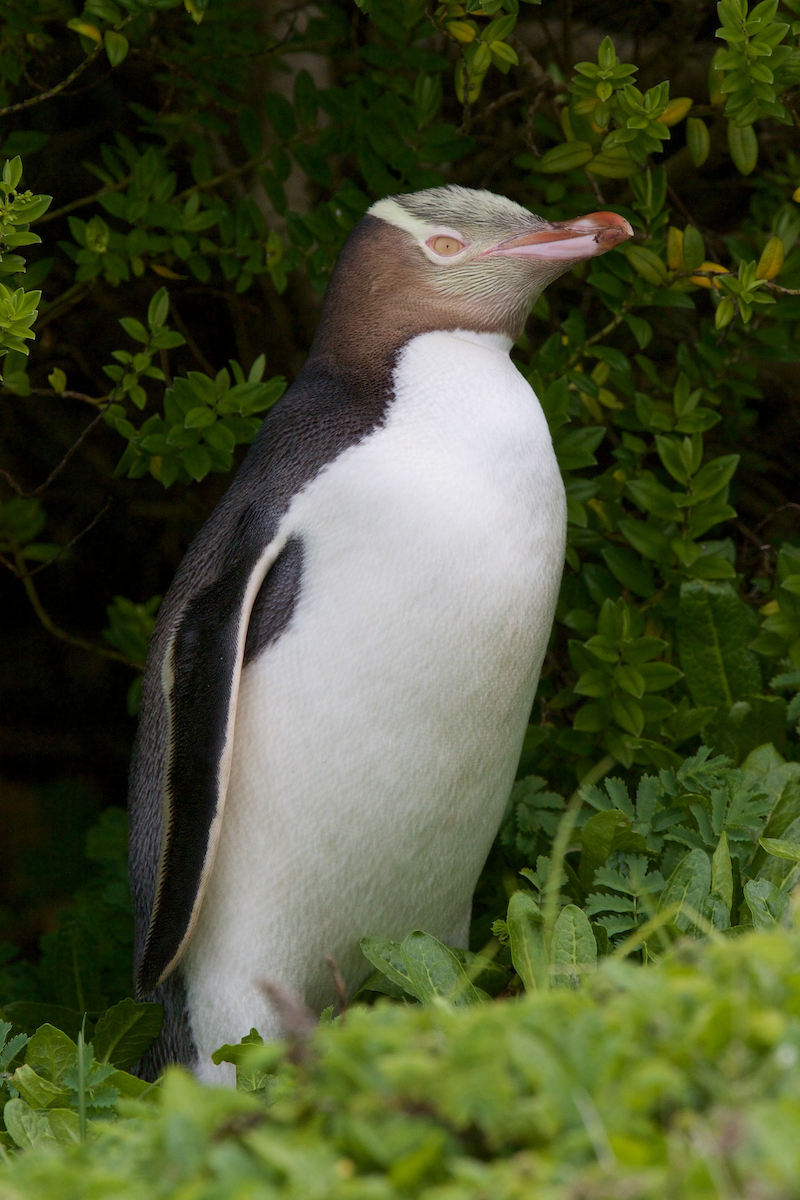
<box><xmin>28</xmin><ymin>497</ymin><xmax>112</xmax><ymax>578</ymax></box>
<box><xmin>0</xmin><ymin>45</ymin><xmax>103</xmax><ymax>117</ymax></box>
<box><xmin>688</xmin><ymin>268</ymin><xmax>800</xmax><ymax>295</ymax></box>
<box><xmin>35</xmin><ymin>176</ymin><xmax>131</xmax><ymax>226</ymax></box>
<box><xmin>173</xmin><ymin>150</ymin><xmax>271</xmax><ymax>204</ymax></box>
<box><xmin>9</xmin><ymin>539</ymin><xmax>136</xmax><ymax>667</ymax></box>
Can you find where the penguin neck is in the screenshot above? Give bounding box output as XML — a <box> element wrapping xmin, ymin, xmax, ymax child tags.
<box><xmin>305</xmin><ymin>217</ymin><xmax>521</xmax><ymax>387</ymax></box>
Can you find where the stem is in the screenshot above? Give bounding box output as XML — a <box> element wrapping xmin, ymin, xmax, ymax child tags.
<box><xmin>0</xmin><ymin>14</ymin><xmax>138</xmax><ymax>118</ymax></box>
<box><xmin>35</xmin><ymin>176</ymin><xmax>131</xmax><ymax>227</ymax></box>
<box><xmin>10</xmin><ymin>540</ymin><xmax>136</xmax><ymax>667</ymax></box>
<box><xmin>686</xmin><ymin>268</ymin><xmax>800</xmax><ymax>296</ymax></box>
<box><xmin>37</xmin><ymin>281</ymin><xmax>96</xmax><ymax>330</ymax></box>
<box><xmin>173</xmin><ymin>150</ymin><xmax>271</xmax><ymax>204</ymax></box>
<box><xmin>0</xmin><ymin>47</ymin><xmax>103</xmax><ymax>117</ymax></box>
<box><xmin>565</xmin><ymin>305</ymin><xmax>633</xmax><ymax>371</ymax></box>
<box><xmin>542</xmin><ymin>754</ymin><xmax>616</xmax><ymax>947</ymax></box>
<box><xmin>76</xmin><ymin>1023</ymin><xmax>87</xmax><ymax>1144</ymax></box>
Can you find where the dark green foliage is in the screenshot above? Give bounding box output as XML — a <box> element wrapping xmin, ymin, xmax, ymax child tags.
<box><xmin>1</xmin><ymin>0</ymin><xmax>800</xmax><ymax>1186</ymax></box>
<box><xmin>0</xmin><ymin>808</ymin><xmax>132</xmax><ymax>1016</ymax></box>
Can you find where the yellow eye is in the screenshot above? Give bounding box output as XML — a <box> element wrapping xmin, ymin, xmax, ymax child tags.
<box><xmin>429</xmin><ymin>235</ymin><xmax>464</xmax><ymax>256</ymax></box>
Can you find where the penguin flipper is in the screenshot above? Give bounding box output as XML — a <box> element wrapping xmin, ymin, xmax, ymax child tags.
<box><xmin>135</xmin><ymin>532</ymin><xmax>286</xmax><ymax>998</ymax></box>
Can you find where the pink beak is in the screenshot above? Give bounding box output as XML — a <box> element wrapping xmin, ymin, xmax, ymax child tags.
<box><xmin>488</xmin><ymin>211</ymin><xmax>633</xmax><ymax>262</ymax></box>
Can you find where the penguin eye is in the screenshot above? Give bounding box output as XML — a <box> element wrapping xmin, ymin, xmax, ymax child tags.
<box><xmin>428</xmin><ymin>235</ymin><xmax>465</xmax><ymax>257</ymax></box>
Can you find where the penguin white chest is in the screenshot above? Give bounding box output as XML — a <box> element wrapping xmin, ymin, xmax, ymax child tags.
<box><xmin>183</xmin><ymin>330</ymin><xmax>566</xmax><ymax>1076</ymax></box>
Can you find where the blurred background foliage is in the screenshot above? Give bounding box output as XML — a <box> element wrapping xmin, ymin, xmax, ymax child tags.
<box><xmin>1</xmin><ymin>0</ymin><xmax>800</xmax><ymax>1066</ymax></box>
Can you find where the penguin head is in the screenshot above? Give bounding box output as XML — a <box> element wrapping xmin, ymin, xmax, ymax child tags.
<box><xmin>364</xmin><ymin>185</ymin><xmax>633</xmax><ymax>340</ymax></box>
<box><xmin>310</xmin><ymin>186</ymin><xmax>633</xmax><ymax>366</ymax></box>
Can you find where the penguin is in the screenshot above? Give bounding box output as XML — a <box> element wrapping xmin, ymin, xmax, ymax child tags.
<box><xmin>129</xmin><ymin>185</ymin><xmax>633</xmax><ymax>1082</ymax></box>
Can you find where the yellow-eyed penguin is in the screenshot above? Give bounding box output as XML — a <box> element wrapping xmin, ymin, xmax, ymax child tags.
<box><xmin>129</xmin><ymin>186</ymin><xmax>632</xmax><ymax>1081</ymax></box>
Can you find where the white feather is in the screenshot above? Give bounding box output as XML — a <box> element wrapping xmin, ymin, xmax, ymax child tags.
<box><xmin>182</xmin><ymin>329</ymin><xmax>566</xmax><ymax>1082</ymax></box>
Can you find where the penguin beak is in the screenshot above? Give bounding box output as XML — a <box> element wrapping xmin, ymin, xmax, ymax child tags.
<box><xmin>487</xmin><ymin>211</ymin><xmax>633</xmax><ymax>262</ymax></box>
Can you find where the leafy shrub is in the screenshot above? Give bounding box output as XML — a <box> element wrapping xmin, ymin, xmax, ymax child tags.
<box><xmin>1</xmin><ymin>0</ymin><xmax>800</xmax><ymax>1188</ymax></box>
<box><xmin>2</xmin><ymin>921</ymin><xmax>800</xmax><ymax>1196</ymax></box>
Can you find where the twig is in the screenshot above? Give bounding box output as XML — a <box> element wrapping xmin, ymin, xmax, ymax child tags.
<box><xmin>173</xmin><ymin>150</ymin><xmax>271</xmax><ymax>204</ymax></box>
<box><xmin>37</xmin><ymin>282</ymin><xmax>97</xmax><ymax>330</ymax></box>
<box><xmin>258</xmin><ymin>980</ymin><xmax>316</xmax><ymax>1067</ymax></box>
<box><xmin>564</xmin><ymin>303</ymin><xmax>634</xmax><ymax>370</ymax></box>
<box><xmin>324</xmin><ymin>955</ymin><xmax>348</xmax><ymax>1022</ymax></box>
<box><xmin>755</xmin><ymin>502</ymin><xmax>800</xmax><ymax>531</ymax></box>
<box><xmin>169</xmin><ymin>303</ymin><xmax>216</xmax><ymax>375</ymax></box>
<box><xmin>541</xmin><ymin>754</ymin><xmax>616</xmax><ymax>947</ymax></box>
<box><xmin>583</xmin><ymin>167</ymin><xmax>606</xmax><ymax>205</ymax></box>
<box><xmin>9</xmin><ymin>539</ymin><xmax>134</xmax><ymax>666</ymax></box>
<box><xmin>29</xmin><ymin>498</ymin><xmax>112</xmax><ymax>578</ymax></box>
<box><xmin>688</xmin><ymin>268</ymin><xmax>800</xmax><ymax>295</ymax></box>
<box><xmin>35</xmin><ymin>176</ymin><xmax>131</xmax><ymax>226</ymax></box>
<box><xmin>0</xmin><ymin>46</ymin><xmax>103</xmax><ymax>117</ymax></box>
<box><xmin>0</xmin><ymin>468</ymin><xmax>23</xmax><ymax>496</ymax></box>
<box><xmin>31</xmin><ymin>408</ymin><xmax>108</xmax><ymax>497</ymax></box>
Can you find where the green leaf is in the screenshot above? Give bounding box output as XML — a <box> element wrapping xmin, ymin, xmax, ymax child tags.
<box><xmin>537</xmin><ymin>141</ymin><xmax>594</xmax><ymax>173</ymax></box>
<box><xmin>119</xmin><ymin>317</ymin><xmax>149</xmax><ymax>344</ymax></box>
<box><xmin>625</xmin><ymin>314</ymin><xmax>653</xmax><ymax>349</ymax></box>
<box><xmin>184</xmin><ymin>406</ymin><xmax>216</xmax><ymax>429</ymax></box>
<box><xmin>659</xmin><ymin>848</ymin><xmax>711</xmax><ymax>931</ymax></box>
<box><xmin>104</xmin><ymin>30</ymin><xmax>129</xmax><ymax>67</ymax></box>
<box><xmin>550</xmin><ymin>905</ymin><xmax>596</xmax><ymax>984</ymax></box>
<box><xmin>182</xmin><ymin>445</ymin><xmax>211</xmax><ymax>480</ymax></box>
<box><xmin>579</xmin><ymin>810</ymin><xmax>628</xmax><ymax>889</ymax></box>
<box><xmin>655</xmin><ymin>434</ymin><xmax>691</xmax><ymax>485</ymax></box>
<box><xmin>711</xmin><ymin>831</ymin><xmax>733</xmax><ymax>910</ymax></box>
<box><xmin>399</xmin><ymin>931</ymin><xmax>486</xmax><ymax>1007</ymax></box>
<box><xmin>614</xmin><ymin>664</ymin><xmax>646</xmax><ymax>698</ymax></box>
<box><xmin>638</xmin><ymin>662</ymin><xmax>683</xmax><ymax>691</ymax></box>
<box><xmin>10</xmin><ymin>1064</ymin><xmax>70</xmax><ymax>1109</ymax></box>
<box><xmin>360</xmin><ymin>936</ymin><xmax>417</xmax><ymax>998</ymax></box>
<box><xmin>264</xmin><ymin>92</ymin><xmax>297</xmax><ymax>140</ymax></box>
<box><xmin>48</xmin><ymin>368</ymin><xmax>66</xmax><ymax>393</ymax></box>
<box><xmin>689</xmin><ymin>455</ymin><xmax>739</xmax><ymax>502</ymax></box>
<box><xmin>728</xmin><ymin>121</ymin><xmax>758</xmax><ymax>175</ymax></box>
<box><xmin>92</xmin><ymin>999</ymin><xmax>163</xmax><ymax>1070</ymax></box>
<box><xmin>507</xmin><ymin>891</ymin><xmax>548</xmax><ymax>991</ymax></box>
<box><xmin>601</xmin><ymin>546</ymin><xmax>655</xmax><ymax>597</ymax></box>
<box><xmin>611</xmin><ymin>694</ymin><xmax>645</xmax><ymax>736</ymax></box>
<box><xmin>3</xmin><ymin>1099</ymin><xmax>65</xmax><ymax>1150</ymax></box>
<box><xmin>682</xmin><ymin>226</ymin><xmax>706</xmax><ymax>272</ymax></box>
<box><xmin>758</xmin><ymin>837</ymin><xmax>800</xmax><ymax>863</ymax></box>
<box><xmin>147</xmin><ymin>287</ymin><xmax>169</xmax><ymax>329</ymax></box>
<box><xmin>553</xmin><ymin>426</ymin><xmax>605</xmax><ymax>470</ymax></box>
<box><xmin>744</xmin><ymin>878</ymin><xmax>788</xmax><ymax>929</ymax></box>
<box><xmin>24</xmin><ymin>1025</ymin><xmax>78</xmax><ymax>1086</ymax></box>
<box><xmin>676</xmin><ymin>581</ymin><xmax>762</xmax><ymax>709</ymax></box>
<box><xmin>624</xmin><ymin>245</ymin><xmax>668</xmax><ymax>285</ymax></box>
<box><xmin>686</xmin><ymin>117</ymin><xmax>710</xmax><ymax>166</ymax></box>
